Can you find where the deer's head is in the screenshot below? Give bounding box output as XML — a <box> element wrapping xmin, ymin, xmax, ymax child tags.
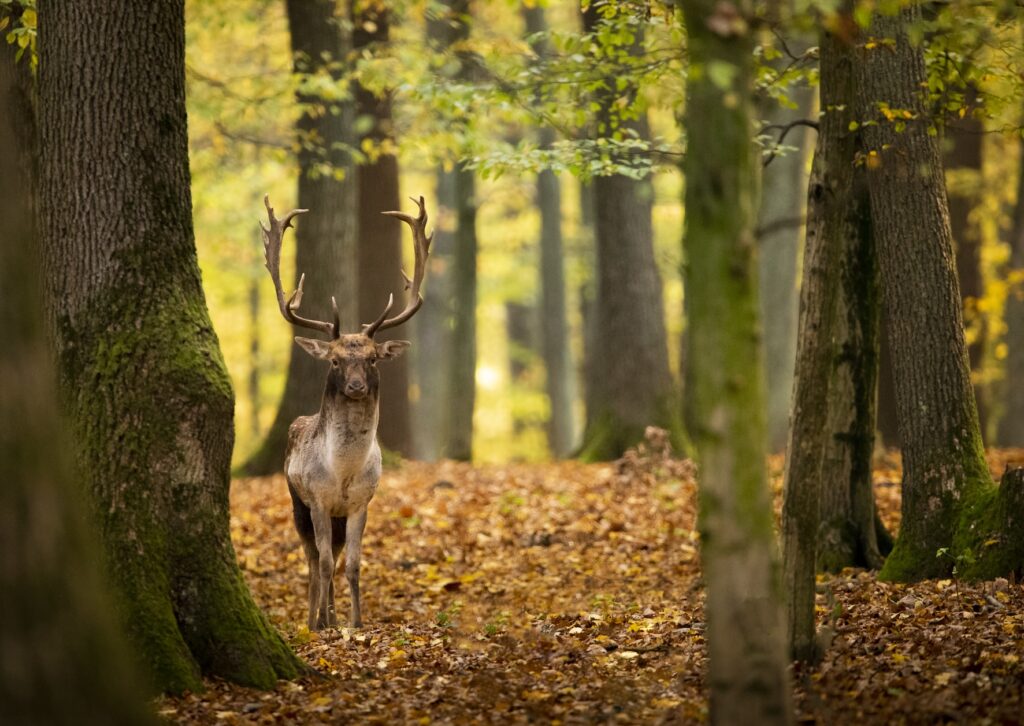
<box><xmin>261</xmin><ymin>195</ymin><xmax>432</xmax><ymax>401</ymax></box>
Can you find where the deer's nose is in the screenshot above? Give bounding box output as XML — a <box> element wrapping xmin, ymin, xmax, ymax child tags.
<box><xmin>348</xmin><ymin>379</ymin><xmax>365</xmax><ymax>391</ymax></box>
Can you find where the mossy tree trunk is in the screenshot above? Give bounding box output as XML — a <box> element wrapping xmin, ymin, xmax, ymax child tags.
<box><xmin>0</xmin><ymin>29</ymin><xmax>153</xmax><ymax>725</ymax></box>
<box><xmin>242</xmin><ymin>0</ymin><xmax>357</xmax><ymax>476</ymax></box>
<box><xmin>678</xmin><ymin>3</ymin><xmax>792</xmax><ymax>722</ymax></box>
<box><xmin>37</xmin><ymin>0</ymin><xmax>304</xmax><ymax>692</ymax></box>
<box><xmin>856</xmin><ymin>3</ymin><xmax>1022</xmax><ymax>582</ymax></box>
<box><xmin>353</xmin><ymin>0</ymin><xmax>413</xmax><ymax>457</ymax></box>
<box><xmin>524</xmin><ymin>2</ymin><xmax>577</xmax><ymax>457</ymax></box>
<box><xmin>578</xmin><ymin>2</ymin><xmax>681</xmax><ymax>462</ymax></box>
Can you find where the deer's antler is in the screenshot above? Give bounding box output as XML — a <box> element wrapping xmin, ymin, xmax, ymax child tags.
<box><xmin>261</xmin><ymin>195</ymin><xmax>339</xmax><ymax>338</ymax></box>
<box><xmin>364</xmin><ymin>196</ymin><xmax>433</xmax><ymax>338</ymax></box>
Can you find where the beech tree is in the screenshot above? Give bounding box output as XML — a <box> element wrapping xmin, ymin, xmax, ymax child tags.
<box><xmin>578</xmin><ymin>1</ymin><xmax>681</xmax><ymax>462</ymax></box>
<box><xmin>434</xmin><ymin>0</ymin><xmax>479</xmax><ymax>462</ymax></box>
<box><xmin>243</xmin><ymin>0</ymin><xmax>357</xmax><ymax>476</ymax></box>
<box><xmin>524</xmin><ymin>1</ymin><xmax>576</xmax><ymax>458</ymax></box>
<box><xmin>37</xmin><ymin>0</ymin><xmax>302</xmax><ymax>691</ymax></box>
<box><xmin>0</xmin><ymin>24</ymin><xmax>152</xmax><ymax>723</ymax></box>
<box><xmin>856</xmin><ymin>2</ymin><xmax>1023</xmax><ymax>581</ymax></box>
<box><xmin>677</xmin><ymin>1</ymin><xmax>792</xmax><ymax>721</ymax></box>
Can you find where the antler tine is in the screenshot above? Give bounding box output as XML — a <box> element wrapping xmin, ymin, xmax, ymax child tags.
<box><xmin>366</xmin><ymin>196</ymin><xmax>433</xmax><ymax>338</ymax></box>
<box><xmin>261</xmin><ymin>195</ymin><xmax>337</xmax><ymax>338</ymax></box>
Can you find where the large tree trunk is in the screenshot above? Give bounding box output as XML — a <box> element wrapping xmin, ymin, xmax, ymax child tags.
<box><xmin>37</xmin><ymin>0</ymin><xmax>303</xmax><ymax>691</ymax></box>
<box><xmin>0</xmin><ymin>28</ymin><xmax>152</xmax><ymax>724</ymax></box>
<box><xmin>678</xmin><ymin>1</ymin><xmax>793</xmax><ymax>722</ymax></box>
<box><xmin>758</xmin><ymin>44</ymin><xmax>814</xmax><ymax>454</ymax></box>
<box><xmin>578</xmin><ymin>4</ymin><xmax>681</xmax><ymax>462</ymax></box>
<box><xmin>855</xmin><ymin>3</ymin><xmax>1021</xmax><ymax>582</ymax></box>
<box><xmin>807</xmin><ymin>21</ymin><xmax>890</xmax><ymax>575</ymax></box>
<box><xmin>524</xmin><ymin>3</ymin><xmax>576</xmax><ymax>457</ymax></box>
<box><xmin>241</xmin><ymin>0</ymin><xmax>357</xmax><ymax>476</ymax></box>
<box><xmin>1000</xmin><ymin>120</ymin><xmax>1024</xmax><ymax>446</ymax></box>
<box><xmin>353</xmin><ymin>1</ymin><xmax>413</xmax><ymax>457</ymax></box>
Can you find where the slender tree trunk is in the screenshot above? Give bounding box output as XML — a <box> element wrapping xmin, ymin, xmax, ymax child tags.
<box><xmin>248</xmin><ymin>259</ymin><xmax>262</xmax><ymax>440</ymax></box>
<box><xmin>242</xmin><ymin>0</ymin><xmax>357</xmax><ymax>475</ymax></box>
<box><xmin>856</xmin><ymin>3</ymin><xmax>1001</xmax><ymax>582</ymax></box>
<box><xmin>524</xmin><ymin>3</ymin><xmax>576</xmax><ymax>457</ymax></box>
<box><xmin>412</xmin><ymin>167</ymin><xmax>455</xmax><ymax>460</ymax></box>
<box><xmin>1000</xmin><ymin>118</ymin><xmax>1024</xmax><ymax>446</ymax></box>
<box><xmin>578</xmin><ymin>180</ymin><xmax>599</xmax><ymax>429</ymax></box>
<box><xmin>447</xmin><ymin>164</ymin><xmax>479</xmax><ymax>460</ymax></box>
<box><xmin>781</xmin><ymin>142</ymin><xmax>834</xmax><ymax>665</ymax></box>
<box><xmin>37</xmin><ymin>0</ymin><xmax>303</xmax><ymax>691</ymax></box>
<box><xmin>0</xmin><ymin>27</ymin><xmax>153</xmax><ymax>725</ymax></box>
<box><xmin>758</xmin><ymin>44</ymin><xmax>814</xmax><ymax>454</ymax></box>
<box><xmin>945</xmin><ymin>86</ymin><xmax>988</xmax><ymax>437</ymax></box>
<box><xmin>506</xmin><ymin>301</ymin><xmax>535</xmax><ymax>436</ymax></box>
<box><xmin>678</xmin><ymin>2</ymin><xmax>793</xmax><ymax>721</ymax></box>
<box><xmin>353</xmin><ymin>1</ymin><xmax>412</xmax><ymax>457</ymax></box>
<box><xmin>430</xmin><ymin>0</ymin><xmax>477</xmax><ymax>462</ymax></box>
<box><xmin>579</xmin><ymin>3</ymin><xmax>681</xmax><ymax>462</ymax></box>
<box><xmin>875</xmin><ymin>319</ymin><xmax>901</xmax><ymax>447</ymax></box>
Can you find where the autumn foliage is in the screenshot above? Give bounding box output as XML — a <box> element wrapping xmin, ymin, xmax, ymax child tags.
<box><xmin>159</xmin><ymin>436</ymin><xmax>1024</xmax><ymax>723</ymax></box>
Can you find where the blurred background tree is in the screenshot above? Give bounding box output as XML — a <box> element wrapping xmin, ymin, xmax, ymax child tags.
<box><xmin>177</xmin><ymin>0</ymin><xmax>1024</xmax><ymax>466</ymax></box>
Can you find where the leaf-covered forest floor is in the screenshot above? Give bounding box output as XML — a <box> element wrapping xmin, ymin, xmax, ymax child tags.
<box><xmin>159</xmin><ymin>439</ymin><xmax>1024</xmax><ymax>724</ymax></box>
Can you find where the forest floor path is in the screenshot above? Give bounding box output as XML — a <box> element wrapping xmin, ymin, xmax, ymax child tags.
<box><xmin>160</xmin><ymin>446</ymin><xmax>1024</xmax><ymax>724</ymax></box>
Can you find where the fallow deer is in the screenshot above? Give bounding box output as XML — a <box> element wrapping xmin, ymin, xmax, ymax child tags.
<box><xmin>260</xmin><ymin>194</ymin><xmax>432</xmax><ymax>630</ymax></box>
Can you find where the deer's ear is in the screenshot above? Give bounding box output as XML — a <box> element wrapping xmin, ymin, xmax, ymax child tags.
<box><xmin>295</xmin><ymin>337</ymin><xmax>331</xmax><ymax>359</ymax></box>
<box><xmin>377</xmin><ymin>340</ymin><xmax>411</xmax><ymax>360</ymax></box>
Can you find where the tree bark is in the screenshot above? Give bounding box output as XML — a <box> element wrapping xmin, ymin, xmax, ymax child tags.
<box><xmin>579</xmin><ymin>3</ymin><xmax>681</xmax><ymax>462</ymax></box>
<box><xmin>810</xmin><ymin>22</ymin><xmax>890</xmax><ymax>575</ymax></box>
<box><xmin>758</xmin><ymin>44</ymin><xmax>814</xmax><ymax>454</ymax></box>
<box><xmin>855</xmin><ymin>3</ymin><xmax>998</xmax><ymax>582</ymax></box>
<box><xmin>241</xmin><ymin>0</ymin><xmax>357</xmax><ymax>476</ymax></box>
<box><xmin>0</xmin><ymin>27</ymin><xmax>153</xmax><ymax>724</ymax></box>
<box><xmin>37</xmin><ymin>0</ymin><xmax>304</xmax><ymax>691</ymax></box>
<box><xmin>524</xmin><ymin>3</ymin><xmax>576</xmax><ymax>457</ymax></box>
<box><xmin>782</xmin><ymin>19</ymin><xmax>889</xmax><ymax>662</ymax></box>
<box><xmin>353</xmin><ymin>0</ymin><xmax>413</xmax><ymax>457</ymax></box>
<box><xmin>1000</xmin><ymin>121</ymin><xmax>1024</xmax><ymax>446</ymax></box>
<box><xmin>678</xmin><ymin>2</ymin><xmax>793</xmax><ymax>722</ymax></box>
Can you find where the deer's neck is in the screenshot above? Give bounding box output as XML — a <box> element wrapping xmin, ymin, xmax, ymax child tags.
<box><xmin>315</xmin><ymin>375</ymin><xmax>379</xmax><ymax>467</ymax></box>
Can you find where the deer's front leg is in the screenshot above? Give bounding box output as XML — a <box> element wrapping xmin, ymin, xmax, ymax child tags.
<box><xmin>302</xmin><ymin>543</ymin><xmax>320</xmax><ymax>631</ymax></box>
<box><xmin>345</xmin><ymin>509</ymin><xmax>368</xmax><ymax>628</ymax></box>
<box><xmin>309</xmin><ymin>507</ymin><xmax>336</xmax><ymax>630</ymax></box>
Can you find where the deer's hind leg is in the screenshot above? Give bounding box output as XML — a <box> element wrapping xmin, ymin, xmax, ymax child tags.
<box><xmin>288</xmin><ymin>483</ymin><xmax>321</xmax><ymax>630</ymax></box>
